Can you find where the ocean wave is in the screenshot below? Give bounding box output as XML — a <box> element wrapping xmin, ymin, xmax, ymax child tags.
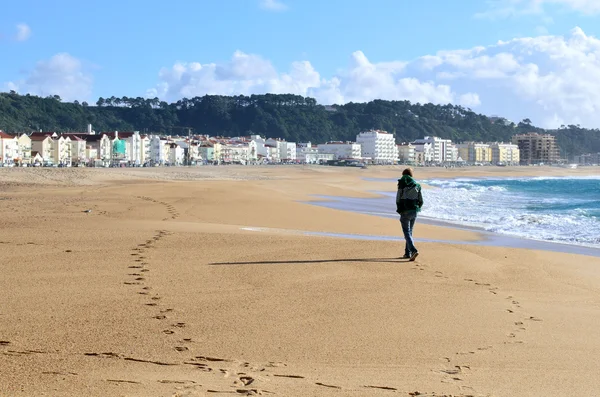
<box><xmin>420</xmin><ymin>177</ymin><xmax>600</xmax><ymax>248</ymax></box>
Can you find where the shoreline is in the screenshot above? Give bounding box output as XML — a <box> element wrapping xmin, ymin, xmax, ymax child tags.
<box><xmin>306</xmin><ymin>189</ymin><xmax>600</xmax><ymax>258</ymax></box>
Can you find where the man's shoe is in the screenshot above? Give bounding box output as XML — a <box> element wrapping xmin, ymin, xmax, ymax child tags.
<box><xmin>400</xmin><ymin>254</ymin><xmax>410</xmax><ymax>259</ymax></box>
<box><xmin>409</xmin><ymin>252</ymin><xmax>419</xmax><ymax>261</ymax></box>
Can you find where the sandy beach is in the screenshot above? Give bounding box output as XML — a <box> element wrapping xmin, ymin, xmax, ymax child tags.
<box><xmin>2</xmin><ymin>165</ymin><xmax>600</xmax><ymax>397</ymax></box>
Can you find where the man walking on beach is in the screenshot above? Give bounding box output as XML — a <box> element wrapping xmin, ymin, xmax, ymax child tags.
<box><xmin>396</xmin><ymin>168</ymin><xmax>424</xmax><ymax>261</ymax></box>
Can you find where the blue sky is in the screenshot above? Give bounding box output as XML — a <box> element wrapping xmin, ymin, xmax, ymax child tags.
<box><xmin>3</xmin><ymin>0</ymin><xmax>600</xmax><ymax>127</ymax></box>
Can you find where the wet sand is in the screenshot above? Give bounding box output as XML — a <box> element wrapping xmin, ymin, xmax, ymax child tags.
<box><xmin>1</xmin><ymin>165</ymin><xmax>600</xmax><ymax>397</ymax></box>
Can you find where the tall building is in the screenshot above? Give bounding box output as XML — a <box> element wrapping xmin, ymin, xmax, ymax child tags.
<box><xmin>512</xmin><ymin>133</ymin><xmax>560</xmax><ymax>165</ymax></box>
<box><xmin>356</xmin><ymin>130</ymin><xmax>398</xmax><ymax>164</ymax></box>
<box><xmin>489</xmin><ymin>142</ymin><xmax>520</xmax><ymax>165</ymax></box>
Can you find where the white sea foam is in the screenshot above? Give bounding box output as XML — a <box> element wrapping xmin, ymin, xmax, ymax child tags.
<box><xmin>419</xmin><ymin>177</ymin><xmax>600</xmax><ymax>248</ymax></box>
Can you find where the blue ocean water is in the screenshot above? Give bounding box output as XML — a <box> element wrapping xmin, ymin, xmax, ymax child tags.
<box><xmin>419</xmin><ymin>176</ymin><xmax>600</xmax><ymax>247</ymax></box>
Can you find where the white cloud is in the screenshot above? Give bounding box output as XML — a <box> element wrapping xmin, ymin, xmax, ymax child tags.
<box><xmin>476</xmin><ymin>0</ymin><xmax>600</xmax><ymax>19</ymax></box>
<box><xmin>148</xmin><ymin>50</ymin><xmax>468</xmax><ymax>108</ymax></box>
<box><xmin>148</xmin><ymin>27</ymin><xmax>600</xmax><ymax>129</ymax></box>
<box><xmin>5</xmin><ymin>53</ymin><xmax>92</xmax><ymax>101</ymax></box>
<box><xmin>15</xmin><ymin>23</ymin><xmax>31</xmax><ymax>41</ymax></box>
<box><xmin>259</xmin><ymin>0</ymin><xmax>288</xmax><ymax>11</ymax></box>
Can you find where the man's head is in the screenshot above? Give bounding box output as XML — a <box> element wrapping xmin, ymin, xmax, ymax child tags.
<box><xmin>402</xmin><ymin>167</ymin><xmax>414</xmax><ymax>177</ymax></box>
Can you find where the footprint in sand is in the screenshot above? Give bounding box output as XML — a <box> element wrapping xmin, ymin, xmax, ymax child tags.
<box><xmin>174</xmin><ymin>346</ymin><xmax>189</xmax><ymax>352</ymax></box>
<box><xmin>315</xmin><ymin>382</ymin><xmax>342</xmax><ymax>389</ymax></box>
<box><xmin>274</xmin><ymin>374</ymin><xmax>304</xmax><ymax>379</ymax></box>
<box><xmin>364</xmin><ymin>385</ymin><xmax>397</xmax><ymax>391</ymax></box>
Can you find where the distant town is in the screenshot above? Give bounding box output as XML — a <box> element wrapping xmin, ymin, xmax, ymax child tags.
<box><xmin>0</xmin><ymin>126</ymin><xmax>590</xmax><ymax>168</ymax></box>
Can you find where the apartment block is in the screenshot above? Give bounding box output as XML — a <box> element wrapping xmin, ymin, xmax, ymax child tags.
<box><xmin>512</xmin><ymin>132</ymin><xmax>560</xmax><ymax>165</ymax></box>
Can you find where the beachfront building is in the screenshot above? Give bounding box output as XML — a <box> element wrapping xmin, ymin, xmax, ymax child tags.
<box><xmin>198</xmin><ymin>143</ymin><xmax>215</xmax><ymax>163</ymax></box>
<box><xmin>413</xmin><ymin>141</ymin><xmax>433</xmax><ymax>163</ymax></box>
<box><xmin>150</xmin><ymin>136</ymin><xmax>170</xmax><ymax>165</ymax></box>
<box><xmin>412</xmin><ymin>136</ymin><xmax>456</xmax><ymax>164</ymax></box>
<box><xmin>15</xmin><ymin>133</ymin><xmax>32</xmax><ymax>166</ymax></box>
<box><xmin>398</xmin><ymin>143</ymin><xmax>416</xmax><ymax>164</ymax></box>
<box><xmin>30</xmin><ymin>133</ymin><xmax>56</xmax><ymax>165</ymax></box>
<box><xmin>264</xmin><ymin>144</ymin><xmax>280</xmax><ymax>162</ymax></box>
<box><xmin>512</xmin><ymin>132</ymin><xmax>559</xmax><ymax>165</ymax></box>
<box><xmin>68</xmin><ymin>135</ymin><xmax>87</xmax><ymax>166</ymax></box>
<box><xmin>456</xmin><ymin>142</ymin><xmax>493</xmax><ymax>164</ymax></box>
<box><xmin>55</xmin><ymin>135</ymin><xmax>72</xmax><ymax>166</ymax></box>
<box><xmin>574</xmin><ymin>152</ymin><xmax>600</xmax><ymax>165</ymax></box>
<box><xmin>317</xmin><ymin>141</ymin><xmax>362</xmax><ymax>160</ymax></box>
<box><xmin>296</xmin><ymin>142</ymin><xmax>335</xmax><ymax>163</ymax></box>
<box><xmin>31</xmin><ymin>151</ymin><xmax>43</xmax><ymax>165</ymax></box>
<box><xmin>489</xmin><ymin>142</ymin><xmax>520</xmax><ymax>165</ymax></box>
<box><xmin>414</xmin><ymin>151</ymin><xmax>426</xmax><ymax>165</ymax></box>
<box><xmin>83</xmin><ymin>134</ymin><xmax>112</xmax><ymax>166</ymax></box>
<box><xmin>266</xmin><ymin>138</ymin><xmax>296</xmax><ymax>162</ymax></box>
<box><xmin>86</xmin><ymin>146</ymin><xmax>98</xmax><ymax>163</ymax></box>
<box><xmin>356</xmin><ymin>130</ymin><xmax>399</xmax><ymax>164</ymax></box>
<box><xmin>140</xmin><ymin>135</ymin><xmax>151</xmax><ymax>164</ymax></box>
<box><xmin>250</xmin><ymin>135</ymin><xmax>268</xmax><ymax>159</ymax></box>
<box><xmin>168</xmin><ymin>143</ymin><xmax>185</xmax><ymax>165</ymax></box>
<box><xmin>0</xmin><ymin>131</ymin><xmax>19</xmax><ymax>166</ymax></box>
<box><xmin>220</xmin><ymin>142</ymin><xmax>254</xmax><ymax>164</ymax></box>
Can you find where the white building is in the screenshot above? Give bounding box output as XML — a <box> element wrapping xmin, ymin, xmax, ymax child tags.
<box><xmin>250</xmin><ymin>135</ymin><xmax>268</xmax><ymax>159</ymax></box>
<box><xmin>150</xmin><ymin>136</ymin><xmax>169</xmax><ymax>165</ymax></box>
<box><xmin>317</xmin><ymin>141</ymin><xmax>362</xmax><ymax>160</ymax></box>
<box><xmin>397</xmin><ymin>143</ymin><xmax>416</xmax><ymax>163</ymax></box>
<box><xmin>140</xmin><ymin>135</ymin><xmax>151</xmax><ymax>164</ymax></box>
<box><xmin>265</xmin><ymin>144</ymin><xmax>280</xmax><ymax>163</ymax></box>
<box><xmin>68</xmin><ymin>135</ymin><xmax>87</xmax><ymax>165</ymax></box>
<box><xmin>169</xmin><ymin>143</ymin><xmax>185</xmax><ymax>165</ymax></box>
<box><xmin>0</xmin><ymin>132</ymin><xmax>19</xmax><ymax>166</ymax></box>
<box><xmin>124</xmin><ymin>131</ymin><xmax>143</xmax><ymax>165</ymax></box>
<box><xmin>356</xmin><ymin>130</ymin><xmax>399</xmax><ymax>164</ymax></box>
<box><xmin>296</xmin><ymin>142</ymin><xmax>335</xmax><ymax>163</ymax></box>
<box><xmin>412</xmin><ymin>136</ymin><xmax>455</xmax><ymax>164</ymax></box>
<box><xmin>55</xmin><ymin>136</ymin><xmax>72</xmax><ymax>166</ymax></box>
<box><xmin>266</xmin><ymin>138</ymin><xmax>297</xmax><ymax>162</ymax></box>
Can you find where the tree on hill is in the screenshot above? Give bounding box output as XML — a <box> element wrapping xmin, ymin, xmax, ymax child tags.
<box><xmin>1</xmin><ymin>91</ymin><xmax>599</xmax><ymax>157</ymax></box>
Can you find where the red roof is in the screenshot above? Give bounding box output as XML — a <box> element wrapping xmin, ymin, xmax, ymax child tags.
<box><xmin>30</xmin><ymin>135</ymin><xmax>53</xmax><ymax>141</ymax></box>
<box><xmin>0</xmin><ymin>132</ymin><xmax>15</xmax><ymax>139</ymax></box>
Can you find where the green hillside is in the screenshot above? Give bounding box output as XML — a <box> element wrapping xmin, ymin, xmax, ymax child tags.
<box><xmin>1</xmin><ymin>91</ymin><xmax>599</xmax><ymax>158</ymax></box>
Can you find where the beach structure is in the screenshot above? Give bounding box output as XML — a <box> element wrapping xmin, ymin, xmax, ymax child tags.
<box><xmin>512</xmin><ymin>132</ymin><xmax>560</xmax><ymax>165</ymax></box>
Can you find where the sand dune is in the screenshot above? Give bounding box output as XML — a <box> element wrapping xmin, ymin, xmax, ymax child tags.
<box><xmin>1</xmin><ymin>165</ymin><xmax>600</xmax><ymax>396</ymax></box>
